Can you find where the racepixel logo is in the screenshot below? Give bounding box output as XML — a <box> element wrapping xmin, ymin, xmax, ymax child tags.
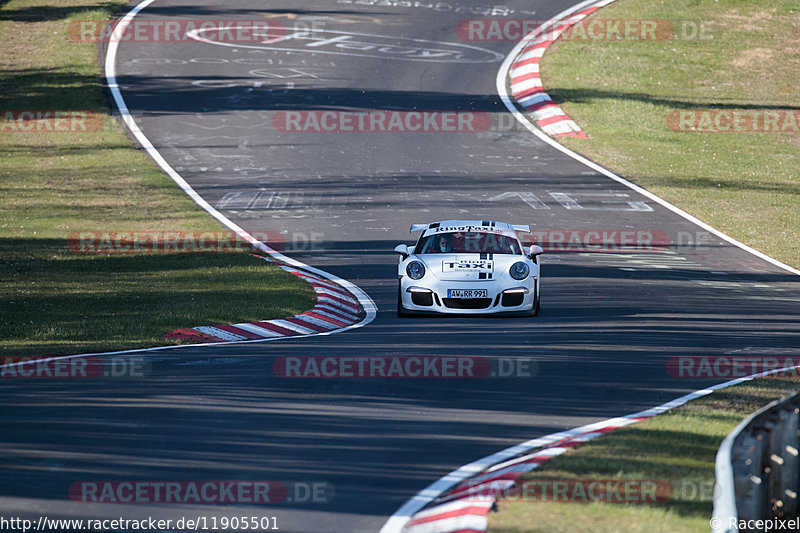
<box><xmin>66</xmin><ymin>231</ymin><xmax>286</xmax><ymax>253</ymax></box>
<box><xmin>272</xmin><ymin>111</ymin><xmax>491</xmax><ymax>133</ymax></box>
<box><xmin>668</xmin><ymin>109</ymin><xmax>800</xmax><ymax>133</ymax></box>
<box><xmin>69</xmin><ymin>481</ymin><xmax>334</xmax><ymax>504</ymax></box>
<box><xmin>521</xmin><ymin>230</ymin><xmax>670</xmax><ymax>253</ymax></box>
<box><xmin>1</xmin><ymin>356</ymin><xmax>151</xmax><ymax>379</ymax></box>
<box><xmin>0</xmin><ymin>110</ymin><xmax>105</xmax><ymax>133</ymax></box>
<box><xmin>456</xmin><ymin>19</ymin><xmax>711</xmax><ymax>42</ymax></box>
<box><xmin>273</xmin><ymin>356</ymin><xmax>537</xmax><ymax>379</ymax></box>
<box><xmin>666</xmin><ymin>356</ymin><xmax>800</xmax><ymax>379</ymax></box>
<box><xmin>67</xmin><ymin>19</ymin><xmax>284</xmax><ymax>43</ymax></box>
<box><xmin>465</xmin><ymin>479</ymin><xmax>673</xmax><ymax>503</ymax></box>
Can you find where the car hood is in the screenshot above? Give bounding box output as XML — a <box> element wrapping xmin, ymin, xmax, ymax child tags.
<box><xmin>422</xmin><ymin>254</ymin><xmax>519</xmax><ymax>281</ymax></box>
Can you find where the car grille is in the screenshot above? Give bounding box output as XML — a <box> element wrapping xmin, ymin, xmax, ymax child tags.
<box><xmin>501</xmin><ymin>292</ymin><xmax>524</xmax><ymax>307</ymax></box>
<box><xmin>443</xmin><ymin>298</ymin><xmax>493</xmax><ymax>309</ymax></box>
<box><xmin>411</xmin><ymin>292</ymin><xmax>434</xmax><ymax>306</ymax></box>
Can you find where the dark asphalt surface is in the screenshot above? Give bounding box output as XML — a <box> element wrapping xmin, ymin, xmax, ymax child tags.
<box><xmin>2</xmin><ymin>1</ymin><xmax>799</xmax><ymax>532</ymax></box>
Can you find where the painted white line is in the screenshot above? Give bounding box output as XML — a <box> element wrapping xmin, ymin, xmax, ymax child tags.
<box><xmin>105</xmin><ymin>5</ymin><xmax>378</xmax><ymax>314</ymax></box>
<box><xmin>379</xmin><ymin>362</ymin><xmax>800</xmax><ymax>532</ymax></box>
<box><xmin>457</xmin><ymin>463</ymin><xmax>536</xmax><ymax>487</ymax></box>
<box><xmin>405</xmin><ymin>513</ymin><xmax>487</xmax><ymax>533</ymax></box>
<box><xmin>314</xmin><ymin>287</ymin><xmax>357</xmax><ymax>302</ymax></box>
<box><xmin>496</xmin><ymin>0</ymin><xmax>800</xmax><ymax>276</ymax></box>
<box><xmin>315</xmin><ymin>303</ymin><xmax>359</xmax><ymax>319</ymax></box>
<box><xmin>289</xmin><ymin>314</ymin><xmax>337</xmax><ymax>330</ymax></box>
<box><xmin>516</xmin><ymin>47</ymin><xmax>545</xmax><ymax>62</ymax></box>
<box><xmin>186</xmin><ymin>26</ymin><xmax>505</xmax><ymax>64</ymax></box>
<box><xmin>407</xmin><ymin>498</ymin><xmax>493</xmax><ymax>522</ymax></box>
<box><xmin>233</xmin><ymin>322</ymin><xmax>285</xmax><ymax>338</ymax></box>
<box><xmin>268</xmin><ymin>319</ymin><xmax>317</xmax><ymax>335</ymax></box>
<box><xmin>511</xmin><ymin>77</ymin><xmax>543</xmax><ymax>92</ymax></box>
<box><xmin>1</xmin><ymin>2</ymin><xmax>379</xmax><ymax>373</ymax></box>
<box><xmin>510</xmin><ymin>62</ymin><xmax>539</xmax><ymax>76</ymax></box>
<box><xmin>71</xmin><ymin>0</ymin><xmax>378</xmax><ymax>355</ymax></box>
<box><xmin>380</xmin><ymin>2</ymin><xmax>800</xmax><ymax>529</ymax></box>
<box><xmin>307</xmin><ymin>308</ymin><xmax>351</xmax><ymax>323</ymax></box>
<box><xmin>532</xmin><ymin>105</ymin><xmax>567</xmax><ymax>121</ymax></box>
<box><xmin>517</xmin><ymin>92</ymin><xmax>552</xmax><ymax>108</ymax></box>
<box><xmin>193</xmin><ymin>326</ymin><xmax>246</xmax><ymax>342</ymax></box>
<box><xmin>316</xmin><ymin>295</ymin><xmax>360</xmax><ymax>312</ymax></box>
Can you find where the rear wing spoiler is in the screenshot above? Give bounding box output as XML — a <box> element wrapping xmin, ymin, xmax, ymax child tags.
<box><xmin>410</xmin><ymin>223</ymin><xmax>531</xmax><ymax>233</ymax></box>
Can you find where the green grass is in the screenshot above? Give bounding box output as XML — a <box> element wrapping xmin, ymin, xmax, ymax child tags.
<box><xmin>488</xmin><ymin>0</ymin><xmax>800</xmax><ymax>529</ymax></box>
<box><xmin>488</xmin><ymin>377</ymin><xmax>800</xmax><ymax>533</ymax></box>
<box><xmin>538</xmin><ymin>0</ymin><xmax>800</xmax><ymax>267</ymax></box>
<box><xmin>0</xmin><ymin>0</ymin><xmax>316</xmax><ymax>357</ymax></box>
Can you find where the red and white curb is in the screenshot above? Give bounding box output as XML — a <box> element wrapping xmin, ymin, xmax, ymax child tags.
<box><xmin>386</xmin><ymin>416</ymin><xmax>646</xmax><ymax>533</ymax></box>
<box><xmin>378</xmin><ymin>0</ymin><xmax>800</xmax><ymax>530</ymax></box>
<box><xmin>382</xmin><ymin>362</ymin><xmax>800</xmax><ymax>533</ymax></box>
<box><xmin>165</xmin><ymin>257</ymin><xmax>362</xmax><ymax>343</ymax></box>
<box><xmin>507</xmin><ymin>0</ymin><xmax>616</xmax><ymax>139</ymax></box>
<box><xmin>104</xmin><ymin>0</ymin><xmax>377</xmax><ymax>349</ymax></box>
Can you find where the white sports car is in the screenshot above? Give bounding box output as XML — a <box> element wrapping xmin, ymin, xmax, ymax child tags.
<box><xmin>394</xmin><ymin>220</ymin><xmax>543</xmax><ymax>316</ymax></box>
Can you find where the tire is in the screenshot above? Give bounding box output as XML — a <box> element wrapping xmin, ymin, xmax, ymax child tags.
<box><xmin>531</xmin><ymin>283</ymin><xmax>540</xmax><ymax>317</ymax></box>
<box><xmin>397</xmin><ymin>284</ymin><xmax>410</xmax><ymax>317</ymax></box>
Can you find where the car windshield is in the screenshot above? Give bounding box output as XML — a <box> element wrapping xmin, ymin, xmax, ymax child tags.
<box><xmin>417</xmin><ymin>231</ymin><xmax>521</xmax><ymax>255</ymax></box>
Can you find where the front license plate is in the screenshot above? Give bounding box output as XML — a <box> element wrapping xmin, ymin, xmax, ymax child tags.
<box><xmin>447</xmin><ymin>289</ymin><xmax>488</xmax><ymax>299</ymax></box>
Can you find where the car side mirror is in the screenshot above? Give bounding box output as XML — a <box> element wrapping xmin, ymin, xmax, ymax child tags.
<box><xmin>528</xmin><ymin>244</ymin><xmax>544</xmax><ymax>261</ymax></box>
<box><xmin>394</xmin><ymin>244</ymin><xmax>410</xmax><ymax>259</ymax></box>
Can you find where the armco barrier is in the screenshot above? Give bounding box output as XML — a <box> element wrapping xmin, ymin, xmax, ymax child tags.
<box><xmin>713</xmin><ymin>392</ymin><xmax>800</xmax><ymax>533</ymax></box>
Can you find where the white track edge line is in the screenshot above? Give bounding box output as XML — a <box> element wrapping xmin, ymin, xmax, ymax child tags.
<box><xmin>2</xmin><ymin>0</ymin><xmax>380</xmax><ymax>370</ymax></box>
<box><xmin>3</xmin><ymin>1</ymin><xmax>378</xmax><ymax>370</ymax></box>
<box><xmin>106</xmin><ymin>0</ymin><xmax>378</xmax><ymax>316</ymax></box>
<box><xmin>497</xmin><ymin>0</ymin><xmax>800</xmax><ymax>277</ymax></box>
<box><xmin>379</xmin><ymin>0</ymin><xmax>800</xmax><ymax>529</ymax></box>
<box><xmin>379</xmin><ymin>364</ymin><xmax>800</xmax><ymax>533</ymax></box>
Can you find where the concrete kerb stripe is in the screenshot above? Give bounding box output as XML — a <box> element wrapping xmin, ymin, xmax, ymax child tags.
<box><xmin>98</xmin><ymin>0</ymin><xmax>376</xmax><ymax>345</ymax></box>
<box><xmin>0</xmin><ymin>0</ymin><xmax>378</xmax><ymax>373</ymax></box>
<box><xmin>499</xmin><ymin>0</ymin><xmax>800</xmax><ymax>278</ymax></box>
<box><xmin>505</xmin><ymin>0</ymin><xmax>618</xmax><ymax>139</ymax></box>
<box><xmin>379</xmin><ymin>0</ymin><xmax>800</xmax><ymax>529</ymax></box>
<box><xmin>383</xmin><ymin>366</ymin><xmax>800</xmax><ymax>533</ymax></box>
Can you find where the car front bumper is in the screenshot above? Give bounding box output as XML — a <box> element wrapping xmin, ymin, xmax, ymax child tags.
<box><xmin>399</xmin><ymin>278</ymin><xmax>537</xmax><ymax>315</ymax></box>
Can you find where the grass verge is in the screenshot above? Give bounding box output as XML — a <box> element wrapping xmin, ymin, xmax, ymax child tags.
<box><xmin>539</xmin><ymin>0</ymin><xmax>800</xmax><ymax>268</ymax></box>
<box><xmin>0</xmin><ymin>0</ymin><xmax>316</xmax><ymax>357</ymax></box>
<box><xmin>488</xmin><ymin>376</ymin><xmax>800</xmax><ymax>533</ymax></box>
<box><xmin>488</xmin><ymin>0</ymin><xmax>800</xmax><ymax>530</ymax></box>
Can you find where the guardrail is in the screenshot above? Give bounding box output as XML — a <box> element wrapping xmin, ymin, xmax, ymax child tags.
<box><xmin>713</xmin><ymin>391</ymin><xmax>800</xmax><ymax>532</ymax></box>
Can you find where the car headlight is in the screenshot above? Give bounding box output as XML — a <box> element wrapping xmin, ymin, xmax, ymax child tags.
<box><xmin>406</xmin><ymin>261</ymin><xmax>426</xmax><ymax>280</ymax></box>
<box><xmin>509</xmin><ymin>261</ymin><xmax>530</xmax><ymax>280</ymax></box>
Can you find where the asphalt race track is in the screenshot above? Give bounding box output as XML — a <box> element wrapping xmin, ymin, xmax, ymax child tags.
<box><xmin>2</xmin><ymin>1</ymin><xmax>800</xmax><ymax>532</ymax></box>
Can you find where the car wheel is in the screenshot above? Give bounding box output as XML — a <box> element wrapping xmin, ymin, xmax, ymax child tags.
<box><xmin>531</xmin><ymin>283</ymin><xmax>540</xmax><ymax>317</ymax></box>
<box><xmin>397</xmin><ymin>284</ymin><xmax>410</xmax><ymax>317</ymax></box>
